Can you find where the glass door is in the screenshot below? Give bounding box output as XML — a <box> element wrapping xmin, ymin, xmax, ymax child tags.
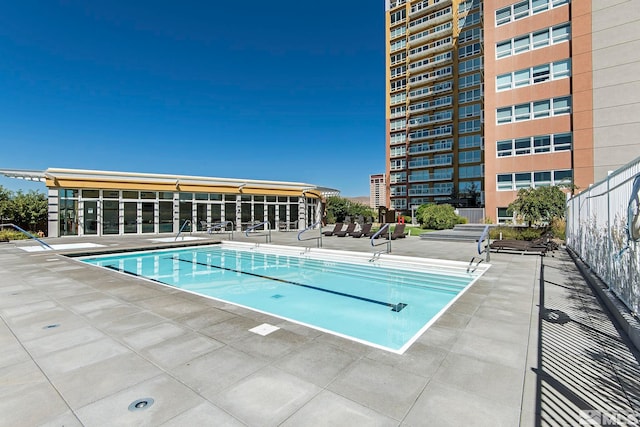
<box><xmin>141</xmin><ymin>202</ymin><xmax>154</xmax><ymax>233</ymax></box>
<box><xmin>102</xmin><ymin>201</ymin><xmax>119</xmax><ymax>234</ymax></box>
<box><xmin>267</xmin><ymin>205</ymin><xmax>276</xmax><ymax>230</ymax></box>
<box><xmin>123</xmin><ymin>202</ymin><xmax>137</xmax><ymax>234</ymax></box>
<box><xmin>83</xmin><ymin>201</ymin><xmax>98</xmax><ymax>235</ymax></box>
<box><xmin>196</xmin><ymin>204</ymin><xmax>208</xmax><ymax>231</ymax></box>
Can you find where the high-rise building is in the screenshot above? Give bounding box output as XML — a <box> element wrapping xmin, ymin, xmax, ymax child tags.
<box><xmin>386</xmin><ymin>0</ymin><xmax>640</xmax><ymax>222</ymax></box>
<box><xmin>370</xmin><ymin>173</ymin><xmax>387</xmax><ymax>208</ymax></box>
<box><xmin>385</xmin><ymin>0</ymin><xmax>485</xmax><ymax>215</ymax></box>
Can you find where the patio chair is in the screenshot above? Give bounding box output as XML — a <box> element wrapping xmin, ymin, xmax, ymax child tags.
<box><xmin>351</xmin><ymin>223</ymin><xmax>373</xmax><ymax>238</ymax></box>
<box><xmin>489</xmin><ymin>237</ymin><xmax>551</xmax><ymax>255</ymax></box>
<box><xmin>335</xmin><ymin>223</ymin><xmax>357</xmax><ymax>237</ymax></box>
<box><xmin>390</xmin><ymin>223</ymin><xmax>407</xmax><ymax>240</ymax></box>
<box><xmin>322</xmin><ymin>223</ymin><xmax>344</xmax><ymax>236</ymax></box>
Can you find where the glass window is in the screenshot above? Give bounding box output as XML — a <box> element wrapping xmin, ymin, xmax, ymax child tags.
<box><xmin>497</xmin><ymin>207</ymin><xmax>511</xmax><ymax>223</ymax></box>
<box><xmin>515</xmin><ymin>138</ymin><xmax>531</xmax><ymax>155</ymax></box>
<box><xmin>210</xmin><ymin>193</ymin><xmax>222</xmax><ymax>201</ymax></box>
<box><xmin>533</xmin><ymin>100</ymin><xmax>551</xmax><ymax>118</ymax></box>
<box><xmin>122</xmin><ymin>191</ymin><xmax>138</xmax><ymax>199</ymax></box>
<box><xmin>266</xmin><ymin>196</ymin><xmax>276</xmax><ymax>202</ymax></box>
<box><xmin>553</xmin><ymin>96</ymin><xmax>571</xmax><ymax>114</ymax></box>
<box><xmin>513</xmin><ymin>1</ymin><xmax>529</xmax><ymax>19</ymax></box>
<box><xmin>496</xmin><ymin>7</ymin><xmax>511</xmax><ymax>25</ymax></box>
<box><xmin>554</xmin><ymin>170</ymin><xmax>573</xmax><ymax>184</ymax></box>
<box><xmin>179</xmin><ymin>192</ymin><xmax>193</xmax><ymax>200</ymax></box>
<box><xmin>195</xmin><ymin>193</ymin><xmax>208</xmax><ymax>200</ymax></box>
<box><xmin>534</xmin><ymin>135</ymin><xmax>551</xmax><ymax>153</ymax></box>
<box><xmin>534</xmin><ymin>171</ymin><xmax>552</xmax><ymax>186</ymax></box>
<box><xmin>82</xmin><ymin>190</ymin><xmax>99</xmax><ymax>198</ymax></box>
<box><xmin>497</xmin><ymin>107</ymin><xmax>512</xmax><ymax>124</ymax></box>
<box><xmin>513</xmin><ymin>35</ymin><xmax>530</xmax><ymax>54</ymax></box>
<box><xmin>225</xmin><ymin>194</ymin><xmax>236</xmax><ymax>201</ymax></box>
<box><xmin>552</xmin><ymin>24</ymin><xmax>570</xmax><ymax>43</ymax></box>
<box><xmin>532</xmin><ymin>29</ymin><xmax>549</xmax><ymax>48</ymax></box>
<box><xmin>532</xmin><ymin>0</ymin><xmax>549</xmax><ymax>13</ymax></box>
<box><xmin>159</xmin><ymin>201</ymin><xmax>173</xmax><ymax>233</ymax></box>
<box><xmin>514</xmin><ymin>69</ymin><xmax>530</xmax><ymax>87</ymax></box>
<box><xmin>141</xmin><ymin>191</ymin><xmax>156</xmax><ymax>199</ymax></box>
<box><xmin>497</xmin><ymin>174</ymin><xmax>513</xmax><ymax>190</ymax></box>
<box><xmin>159</xmin><ymin>192</ymin><xmax>173</xmax><ymax>200</ymax></box>
<box><xmin>515</xmin><ymin>173</ymin><xmax>532</xmax><ymax>189</ymax></box>
<box><xmin>496</xmin><ymin>41</ymin><xmax>511</xmax><ymax>58</ymax></box>
<box><xmin>496</xmin><ymin>73</ymin><xmax>512</xmax><ymax>91</ymax></box>
<box><xmin>533</xmin><ymin>64</ymin><xmax>550</xmax><ymax>83</ymax></box>
<box><xmin>497</xmin><ymin>140</ymin><xmax>513</xmax><ymax>157</ymax></box>
<box><xmin>103</xmin><ymin>190</ymin><xmax>119</xmax><ymax>199</ymax></box>
<box><xmin>553</xmin><ymin>59</ymin><xmax>571</xmax><ymax>78</ymax></box>
<box><xmin>554</xmin><ymin>133</ymin><xmax>572</xmax><ymax>150</ymax></box>
<box><xmin>514</xmin><ymin>103</ymin><xmax>531</xmax><ymax>121</ymax></box>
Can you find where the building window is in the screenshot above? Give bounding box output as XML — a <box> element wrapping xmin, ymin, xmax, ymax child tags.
<box><xmin>497</xmin><ymin>59</ymin><xmax>571</xmax><ymax>91</ymax></box>
<box><xmin>459</xmin><ymin>150</ymin><xmax>481</xmax><ymax>164</ymax></box>
<box><xmin>497</xmin><ymin>132</ymin><xmax>572</xmax><ymax>157</ymax></box>
<box><xmin>497</xmin><ymin>207</ymin><xmax>512</xmax><ymax>224</ymax></box>
<box><xmin>495</xmin><ymin>0</ymin><xmax>570</xmax><ymax>27</ymax></box>
<box><xmin>497</xmin><ymin>169</ymin><xmax>573</xmax><ymax>190</ymax></box>
<box><xmin>497</xmin><ymin>96</ymin><xmax>571</xmax><ymax>124</ymax></box>
<box><xmin>459</xmin><ymin>57</ymin><xmax>482</xmax><ymax>74</ymax></box>
<box><xmin>495</xmin><ymin>23</ymin><xmax>571</xmax><ymax>59</ymax></box>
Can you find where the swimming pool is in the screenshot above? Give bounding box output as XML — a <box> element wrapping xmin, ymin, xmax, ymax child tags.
<box><xmin>81</xmin><ymin>242</ymin><xmax>489</xmax><ymax>353</ymax></box>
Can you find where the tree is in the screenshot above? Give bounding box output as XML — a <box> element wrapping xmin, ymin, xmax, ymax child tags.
<box><xmin>324</xmin><ymin>196</ymin><xmax>374</xmax><ymax>223</ymax></box>
<box><xmin>507</xmin><ymin>186</ymin><xmax>566</xmax><ymax>226</ymax></box>
<box><xmin>415</xmin><ymin>203</ymin><xmax>465</xmax><ymax>230</ymax></box>
<box><xmin>0</xmin><ymin>187</ymin><xmax>48</xmax><ymax>232</ymax></box>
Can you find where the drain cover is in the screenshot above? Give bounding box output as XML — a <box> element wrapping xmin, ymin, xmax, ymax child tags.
<box><xmin>271</xmin><ymin>294</ymin><xmax>284</xmax><ymax>299</ymax></box>
<box><xmin>128</xmin><ymin>398</ymin><xmax>154</xmax><ymax>411</ymax></box>
<box><xmin>42</xmin><ymin>324</ymin><xmax>60</xmax><ymax>329</ymax></box>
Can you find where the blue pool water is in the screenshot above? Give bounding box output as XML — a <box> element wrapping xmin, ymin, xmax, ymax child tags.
<box><xmin>82</xmin><ymin>245</ymin><xmax>482</xmax><ymax>353</ymax></box>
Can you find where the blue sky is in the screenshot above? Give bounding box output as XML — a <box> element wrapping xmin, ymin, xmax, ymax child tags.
<box><xmin>0</xmin><ymin>1</ymin><xmax>385</xmax><ymax>196</ymax></box>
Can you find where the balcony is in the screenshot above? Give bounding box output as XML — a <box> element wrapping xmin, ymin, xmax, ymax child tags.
<box><xmin>408</xmin><ymin>25</ymin><xmax>453</xmax><ymax>48</ymax></box>
<box><xmin>408</xmin><ymin>10</ymin><xmax>452</xmax><ymax>34</ymax></box>
<box><xmin>408</xmin><ymin>139</ymin><xmax>453</xmax><ymax>155</ymax></box>
<box><xmin>408</xmin><ymin>40</ymin><xmax>453</xmax><ymax>61</ymax></box>
<box><xmin>409</xmin><ymin>0</ymin><xmax>453</xmax><ymax>19</ymax></box>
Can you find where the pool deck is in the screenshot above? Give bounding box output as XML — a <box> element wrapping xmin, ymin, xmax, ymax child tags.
<box><xmin>1</xmin><ymin>231</ymin><xmax>639</xmax><ymax>426</ymax></box>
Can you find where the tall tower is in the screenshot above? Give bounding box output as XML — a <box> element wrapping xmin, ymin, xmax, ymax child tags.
<box><xmin>385</xmin><ymin>0</ymin><xmax>484</xmax><ymax>214</ymax></box>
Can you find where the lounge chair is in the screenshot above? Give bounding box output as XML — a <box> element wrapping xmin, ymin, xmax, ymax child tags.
<box><xmin>390</xmin><ymin>223</ymin><xmax>407</xmax><ymax>240</ymax></box>
<box><xmin>489</xmin><ymin>237</ymin><xmax>552</xmax><ymax>255</ymax></box>
<box><xmin>351</xmin><ymin>223</ymin><xmax>373</xmax><ymax>238</ymax></box>
<box><xmin>322</xmin><ymin>223</ymin><xmax>344</xmax><ymax>236</ymax></box>
<box><xmin>335</xmin><ymin>223</ymin><xmax>357</xmax><ymax>237</ymax></box>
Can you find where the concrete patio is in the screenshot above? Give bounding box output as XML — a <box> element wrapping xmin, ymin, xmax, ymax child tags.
<box><xmin>1</xmin><ymin>231</ymin><xmax>638</xmax><ymax>426</ymax></box>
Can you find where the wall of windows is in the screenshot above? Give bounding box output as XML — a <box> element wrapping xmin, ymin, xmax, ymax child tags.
<box><xmin>497</xmin><ymin>133</ymin><xmax>572</xmax><ymax>157</ymax></box>
<box><xmin>496</xmin><ymin>23</ymin><xmax>570</xmax><ymax>59</ymax></box>
<box><xmin>496</xmin><ymin>96</ymin><xmax>571</xmax><ymax>124</ymax></box>
<box><xmin>495</xmin><ymin>0</ymin><xmax>569</xmax><ymax>26</ymax></box>
<box><xmin>496</xmin><ymin>169</ymin><xmax>572</xmax><ymax>190</ymax></box>
<box><xmin>53</xmin><ymin>189</ymin><xmax>316</xmax><ymax>237</ymax></box>
<box><xmin>496</xmin><ymin>59</ymin><xmax>571</xmax><ymax>91</ymax></box>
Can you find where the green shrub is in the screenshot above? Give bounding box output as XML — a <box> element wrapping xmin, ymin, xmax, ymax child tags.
<box><xmin>415</xmin><ymin>204</ymin><xmax>465</xmax><ymax>230</ymax></box>
<box><xmin>0</xmin><ymin>229</ymin><xmax>29</xmax><ymax>242</ymax></box>
<box><xmin>489</xmin><ymin>226</ymin><xmax>544</xmax><ymax>241</ymax></box>
<box><xmin>550</xmin><ymin>218</ymin><xmax>566</xmax><ymax>240</ymax></box>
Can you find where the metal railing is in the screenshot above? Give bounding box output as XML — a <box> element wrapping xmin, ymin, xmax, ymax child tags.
<box><xmin>566</xmin><ymin>156</ymin><xmax>640</xmax><ymax>316</ymax></box>
<box><xmin>245</xmin><ymin>221</ymin><xmax>271</xmax><ymax>243</ymax></box>
<box><xmin>468</xmin><ymin>224</ymin><xmax>490</xmax><ymax>273</ymax></box>
<box><xmin>205</xmin><ymin>221</ymin><xmax>234</xmax><ymax>240</ymax></box>
<box><xmin>370</xmin><ymin>223</ymin><xmax>392</xmax><ymax>257</ymax></box>
<box><xmin>0</xmin><ymin>224</ymin><xmax>52</xmax><ymax>250</ymax></box>
<box><xmin>297</xmin><ymin>220</ymin><xmax>322</xmax><ymax>248</ymax></box>
<box><xmin>175</xmin><ymin>220</ymin><xmax>192</xmax><ymax>241</ymax></box>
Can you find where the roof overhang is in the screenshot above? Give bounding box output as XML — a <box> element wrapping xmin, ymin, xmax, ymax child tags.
<box><xmin>0</xmin><ymin>168</ymin><xmax>340</xmax><ymax>197</ymax></box>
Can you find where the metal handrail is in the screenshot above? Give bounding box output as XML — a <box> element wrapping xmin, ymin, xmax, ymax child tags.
<box><xmin>297</xmin><ymin>220</ymin><xmax>322</xmax><ymax>248</ymax></box>
<box><xmin>0</xmin><ymin>223</ymin><xmax>52</xmax><ymax>250</ymax></box>
<box><xmin>245</xmin><ymin>221</ymin><xmax>271</xmax><ymax>243</ymax></box>
<box><xmin>370</xmin><ymin>223</ymin><xmax>391</xmax><ymax>255</ymax></box>
<box><xmin>468</xmin><ymin>224</ymin><xmax>491</xmax><ymax>272</ymax></box>
<box><xmin>175</xmin><ymin>220</ymin><xmax>192</xmax><ymax>241</ymax></box>
<box><xmin>207</xmin><ymin>221</ymin><xmax>234</xmax><ymax>240</ymax></box>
